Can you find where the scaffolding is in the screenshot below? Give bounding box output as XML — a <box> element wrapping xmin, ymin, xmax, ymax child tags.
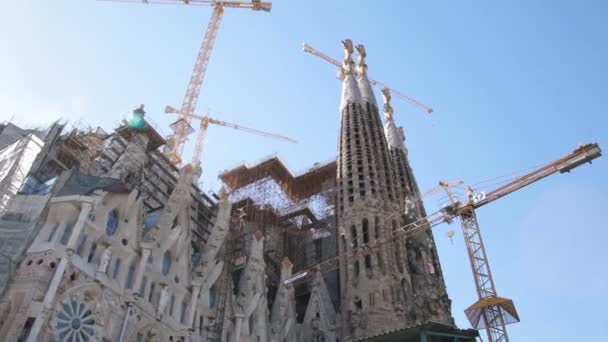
<box><xmin>218</xmin><ymin>155</ymin><xmax>341</xmax><ymax>317</ymax></box>
<box><xmin>0</xmin><ymin>133</ymin><xmax>45</xmax><ymax>216</ymax></box>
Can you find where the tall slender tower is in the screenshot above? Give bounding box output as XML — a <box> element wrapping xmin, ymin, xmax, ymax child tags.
<box><xmin>336</xmin><ymin>40</ymin><xmax>453</xmax><ymax>340</ymax></box>
<box><xmin>336</xmin><ymin>40</ymin><xmax>404</xmax><ymax>339</ymax></box>
<box><xmin>382</xmin><ymin>89</ymin><xmax>454</xmax><ymax>325</ymax></box>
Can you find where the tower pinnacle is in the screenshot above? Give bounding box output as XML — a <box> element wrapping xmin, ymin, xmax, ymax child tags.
<box><xmin>356</xmin><ymin>44</ymin><xmax>367</xmax><ymax>76</ymax></box>
<box><xmin>339</xmin><ymin>39</ymin><xmax>361</xmax><ymax>111</ymax></box>
<box><xmin>339</xmin><ymin>39</ymin><xmax>355</xmax><ymax>78</ymax></box>
<box><xmin>355</xmin><ymin>44</ymin><xmax>377</xmax><ymax>107</ymax></box>
<box><xmin>382</xmin><ymin>88</ymin><xmax>406</xmax><ymax>152</ymax></box>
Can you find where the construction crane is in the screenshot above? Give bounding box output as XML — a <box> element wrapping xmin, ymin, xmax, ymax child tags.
<box><xmin>104</xmin><ymin>0</ymin><xmax>272</xmax><ymax>165</ymax></box>
<box><xmin>165</xmin><ymin>105</ymin><xmax>297</xmax><ymax>167</ymax></box>
<box><xmin>285</xmin><ymin>143</ymin><xmax>602</xmax><ymax>341</ymax></box>
<box><xmin>303</xmin><ymin>42</ymin><xmax>434</xmax><ymax>114</ymax></box>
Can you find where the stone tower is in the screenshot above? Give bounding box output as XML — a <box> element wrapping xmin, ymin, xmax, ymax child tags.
<box><xmin>382</xmin><ymin>88</ymin><xmax>454</xmax><ymax>326</ymax></box>
<box><xmin>336</xmin><ymin>40</ymin><xmax>454</xmax><ymax>340</ymax></box>
<box><xmin>336</xmin><ymin>39</ymin><xmax>403</xmax><ymax>339</ymax></box>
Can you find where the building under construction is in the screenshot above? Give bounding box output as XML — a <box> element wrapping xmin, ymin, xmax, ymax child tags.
<box><xmin>0</xmin><ymin>13</ymin><xmax>602</xmax><ymax>340</ymax></box>
<box><xmin>0</xmin><ymin>37</ymin><xmax>486</xmax><ymax>340</ymax></box>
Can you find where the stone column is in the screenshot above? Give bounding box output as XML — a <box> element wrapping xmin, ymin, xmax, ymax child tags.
<box><xmin>133</xmin><ymin>243</ymin><xmax>152</xmax><ymax>296</ymax></box>
<box><xmin>234</xmin><ymin>315</ymin><xmax>244</xmax><ymax>342</ymax></box>
<box><xmin>187</xmin><ymin>278</ymin><xmax>202</xmax><ymax>329</ymax></box>
<box><xmin>27</xmin><ymin>202</ymin><xmax>92</xmax><ymax>342</ymax></box>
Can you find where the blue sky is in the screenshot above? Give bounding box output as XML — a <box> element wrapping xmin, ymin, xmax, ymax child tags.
<box><xmin>1</xmin><ymin>1</ymin><xmax>607</xmax><ymax>340</ymax></box>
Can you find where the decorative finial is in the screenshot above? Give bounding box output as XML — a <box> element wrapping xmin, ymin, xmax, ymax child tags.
<box><xmin>134</xmin><ymin>104</ymin><xmax>146</xmax><ymax>116</ymax></box>
<box><xmin>339</xmin><ymin>39</ymin><xmax>355</xmax><ymax>79</ymax></box>
<box><xmin>127</xmin><ymin>104</ymin><xmax>148</xmax><ymax>130</ymax></box>
<box><xmin>219</xmin><ymin>186</ymin><xmax>228</xmax><ymax>199</ymax></box>
<box><xmin>281</xmin><ymin>256</ymin><xmax>293</xmax><ymax>268</ymax></box>
<box><xmin>356</xmin><ymin>44</ymin><xmax>367</xmax><ymax>76</ymax></box>
<box><xmin>381</xmin><ymin>88</ymin><xmax>394</xmax><ymax>120</ymax></box>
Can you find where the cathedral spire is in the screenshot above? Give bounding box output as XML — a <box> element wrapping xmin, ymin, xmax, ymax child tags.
<box><xmin>339</xmin><ymin>39</ymin><xmax>361</xmax><ymax>111</ymax></box>
<box><xmin>382</xmin><ymin>88</ymin><xmax>407</xmax><ymax>153</ymax></box>
<box><xmin>356</xmin><ymin>44</ymin><xmax>377</xmax><ymax>107</ymax></box>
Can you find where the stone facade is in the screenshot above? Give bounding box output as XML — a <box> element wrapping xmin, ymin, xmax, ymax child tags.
<box><xmin>0</xmin><ymin>164</ymin><xmax>230</xmax><ymax>342</ymax></box>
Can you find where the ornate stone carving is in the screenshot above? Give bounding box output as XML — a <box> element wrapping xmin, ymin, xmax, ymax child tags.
<box><xmin>97</xmin><ymin>247</ymin><xmax>111</xmax><ymax>274</ymax></box>
<box><xmin>339</xmin><ymin>39</ymin><xmax>355</xmax><ymax>78</ymax></box>
<box><xmin>356</xmin><ymin>44</ymin><xmax>367</xmax><ymax>76</ymax></box>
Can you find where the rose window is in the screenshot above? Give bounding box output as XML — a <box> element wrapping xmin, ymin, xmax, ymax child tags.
<box><xmin>55</xmin><ymin>300</ymin><xmax>95</xmax><ymax>342</ymax></box>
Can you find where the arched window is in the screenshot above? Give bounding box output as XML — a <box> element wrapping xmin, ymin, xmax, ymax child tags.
<box><xmin>112</xmin><ymin>258</ymin><xmax>121</xmax><ymax>279</ymax></box>
<box><xmin>350</xmin><ymin>225</ymin><xmax>358</xmax><ymax>248</ymax></box>
<box><xmin>395</xmin><ymin>245</ymin><xmax>404</xmax><ymax>273</ymax></box>
<box><xmin>377</xmin><ymin>252</ymin><xmax>385</xmax><ymax>274</ymax></box>
<box><xmin>60</xmin><ymin>224</ymin><xmax>74</xmax><ymax>245</ymax></box>
<box><xmin>106</xmin><ymin>209</ymin><xmax>119</xmax><ymax>236</ymax></box>
<box><xmin>209</xmin><ymin>284</ymin><xmax>216</xmax><ymax>308</ymax></box>
<box><xmin>362</xmin><ymin>218</ymin><xmax>369</xmax><ymax>244</ymax></box>
<box><xmin>354</xmin><ymin>297</ymin><xmax>363</xmax><ymax>310</ymax></box>
<box><xmin>148</xmin><ymin>282</ymin><xmax>155</xmax><ymax>303</ymax></box>
<box><xmin>248</xmin><ymin>315</ymin><xmax>255</xmax><ymax>335</ymax></box>
<box><xmin>162</xmin><ymin>252</ymin><xmax>171</xmax><ymax>275</ymax></box>
<box><xmin>47</xmin><ymin>224</ymin><xmax>59</xmax><ymax>242</ymax></box>
<box><xmin>365</xmin><ymin>254</ymin><xmax>372</xmax><ymax>270</ymax></box>
<box><xmin>180</xmin><ymin>301</ymin><xmax>187</xmax><ymax>324</ymax></box>
<box><xmin>374</xmin><ymin>216</ymin><xmax>380</xmax><ymax>239</ymax></box>
<box><xmin>75</xmin><ymin>234</ymin><xmax>87</xmax><ymax>256</ymax></box>
<box><xmin>125</xmin><ymin>263</ymin><xmax>136</xmax><ymax>289</ymax></box>
<box><xmin>139</xmin><ymin>276</ymin><xmax>148</xmax><ymax>296</ymax></box>
<box><xmin>87</xmin><ymin>243</ymin><xmax>97</xmax><ymax>263</ymax></box>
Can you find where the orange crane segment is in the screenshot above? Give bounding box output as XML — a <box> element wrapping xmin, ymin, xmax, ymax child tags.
<box><xmin>103</xmin><ymin>0</ymin><xmax>271</xmax><ymax>11</ymax></box>
<box><xmin>303</xmin><ymin>42</ymin><xmax>434</xmax><ymax>114</ymax></box>
<box><xmin>165</xmin><ymin>105</ymin><xmax>297</xmax><ymax>166</ymax></box>
<box><xmin>106</xmin><ymin>0</ymin><xmax>272</xmax><ymax>165</ymax></box>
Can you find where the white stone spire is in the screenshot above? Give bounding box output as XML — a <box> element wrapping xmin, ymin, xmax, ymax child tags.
<box><xmin>233</xmin><ymin>231</ymin><xmax>266</xmax><ymax>342</ymax></box>
<box><xmin>339</xmin><ymin>39</ymin><xmax>362</xmax><ymax>111</ymax></box>
<box><xmin>270</xmin><ymin>257</ymin><xmax>297</xmax><ymax>342</ymax></box>
<box><xmin>382</xmin><ymin>88</ymin><xmax>407</xmax><ymax>153</ymax></box>
<box><xmin>356</xmin><ymin>44</ymin><xmax>378</xmax><ymax>107</ymax></box>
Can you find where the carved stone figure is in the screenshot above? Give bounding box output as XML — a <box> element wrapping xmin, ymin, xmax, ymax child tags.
<box><xmin>157</xmin><ymin>285</ymin><xmax>169</xmax><ymax>316</ymax></box>
<box><xmin>341</xmin><ymin>39</ymin><xmax>355</xmax><ymax>75</ymax></box>
<box><xmin>356</xmin><ymin>44</ymin><xmax>368</xmax><ymax>75</ymax></box>
<box><xmin>404</xmin><ymin>197</ymin><xmax>416</xmax><ymax>219</ymax></box>
<box><xmin>97</xmin><ymin>247</ymin><xmax>112</xmax><ymax>273</ymax></box>
<box><xmin>381</xmin><ymin>88</ymin><xmax>394</xmax><ymax>119</ymax></box>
